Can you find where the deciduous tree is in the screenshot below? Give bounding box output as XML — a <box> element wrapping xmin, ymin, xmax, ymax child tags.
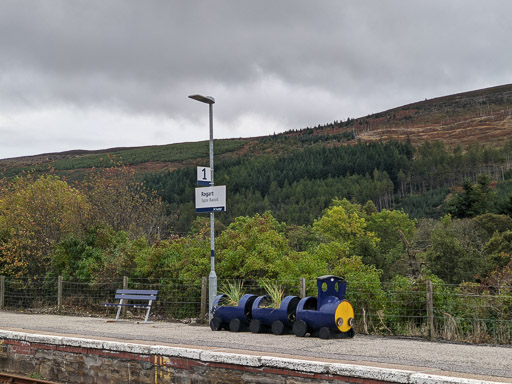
<box><xmin>0</xmin><ymin>175</ymin><xmax>89</xmax><ymax>277</ymax></box>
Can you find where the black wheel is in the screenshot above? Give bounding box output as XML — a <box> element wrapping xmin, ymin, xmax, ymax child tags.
<box><xmin>210</xmin><ymin>318</ymin><xmax>222</xmax><ymax>331</ymax></box>
<box><xmin>271</xmin><ymin>320</ymin><xmax>285</xmax><ymax>335</ymax></box>
<box><xmin>319</xmin><ymin>327</ymin><xmax>331</xmax><ymax>340</ymax></box>
<box><xmin>229</xmin><ymin>318</ymin><xmax>242</xmax><ymax>332</ymax></box>
<box><xmin>292</xmin><ymin>319</ymin><xmax>308</xmax><ymax>337</ymax></box>
<box><xmin>342</xmin><ymin>328</ymin><xmax>355</xmax><ymax>338</ymax></box>
<box><xmin>250</xmin><ymin>319</ymin><xmax>262</xmax><ymax>333</ymax></box>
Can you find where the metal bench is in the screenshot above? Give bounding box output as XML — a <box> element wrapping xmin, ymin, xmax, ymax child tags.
<box><xmin>102</xmin><ymin>289</ymin><xmax>158</xmax><ymax>323</ymax></box>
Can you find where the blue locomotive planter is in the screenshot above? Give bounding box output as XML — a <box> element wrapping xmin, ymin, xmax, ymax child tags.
<box><xmin>209</xmin><ymin>276</ymin><xmax>355</xmax><ymax>339</ymax></box>
<box><xmin>293</xmin><ymin>275</ymin><xmax>355</xmax><ymax>339</ymax></box>
<box><xmin>249</xmin><ymin>295</ymin><xmax>300</xmax><ymax>335</ymax></box>
<box><xmin>210</xmin><ymin>293</ymin><xmax>257</xmax><ymax>332</ymax></box>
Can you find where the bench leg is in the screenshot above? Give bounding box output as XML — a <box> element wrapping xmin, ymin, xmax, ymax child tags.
<box><xmin>144</xmin><ymin>300</ymin><xmax>153</xmax><ymax>323</ymax></box>
<box><xmin>115</xmin><ymin>299</ymin><xmax>124</xmax><ymax>321</ymax></box>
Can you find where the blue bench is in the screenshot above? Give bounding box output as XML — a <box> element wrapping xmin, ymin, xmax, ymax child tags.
<box><xmin>102</xmin><ymin>289</ymin><xmax>158</xmax><ymax>323</ymax></box>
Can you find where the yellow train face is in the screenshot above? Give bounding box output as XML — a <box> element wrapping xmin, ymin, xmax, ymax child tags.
<box><xmin>334</xmin><ymin>300</ymin><xmax>355</xmax><ymax>333</ymax></box>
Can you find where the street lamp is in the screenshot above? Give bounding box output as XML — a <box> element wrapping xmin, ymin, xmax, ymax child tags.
<box><xmin>189</xmin><ymin>94</ymin><xmax>216</xmax><ymax>322</ymax></box>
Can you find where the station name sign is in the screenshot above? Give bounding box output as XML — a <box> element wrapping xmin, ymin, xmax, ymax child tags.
<box><xmin>195</xmin><ymin>185</ymin><xmax>226</xmax><ymax>213</ymax></box>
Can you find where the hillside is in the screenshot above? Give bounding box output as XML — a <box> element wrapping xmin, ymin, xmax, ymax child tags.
<box><xmin>1</xmin><ymin>83</ymin><xmax>512</xmax><ymax>179</ymax></box>
<box><xmin>297</xmin><ymin>83</ymin><xmax>512</xmax><ymax>148</ymax></box>
<box><xmin>351</xmin><ymin>83</ymin><xmax>512</xmax><ymax>147</ymax></box>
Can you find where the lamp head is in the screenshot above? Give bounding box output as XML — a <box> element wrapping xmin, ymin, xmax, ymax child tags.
<box><xmin>189</xmin><ymin>94</ymin><xmax>215</xmax><ymax>104</ymax></box>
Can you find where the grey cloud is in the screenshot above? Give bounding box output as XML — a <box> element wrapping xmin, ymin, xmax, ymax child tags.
<box><xmin>1</xmin><ymin>0</ymin><xmax>512</xmax><ymax>158</ymax></box>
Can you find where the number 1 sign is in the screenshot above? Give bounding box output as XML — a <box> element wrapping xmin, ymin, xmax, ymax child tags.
<box><xmin>197</xmin><ymin>166</ymin><xmax>212</xmax><ymax>186</ymax></box>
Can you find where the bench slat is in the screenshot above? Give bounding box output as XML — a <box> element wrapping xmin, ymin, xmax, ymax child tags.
<box><xmin>102</xmin><ymin>303</ymin><xmax>150</xmax><ymax>308</ymax></box>
<box><xmin>114</xmin><ymin>295</ymin><xmax>156</xmax><ymax>301</ymax></box>
<box><xmin>116</xmin><ymin>289</ymin><xmax>158</xmax><ymax>295</ymax></box>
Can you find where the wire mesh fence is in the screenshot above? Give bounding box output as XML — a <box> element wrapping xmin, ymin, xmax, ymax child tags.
<box><xmin>1</xmin><ymin>276</ymin><xmax>59</xmax><ymax>311</ymax></box>
<box><xmin>61</xmin><ymin>280</ymin><xmax>121</xmax><ymax>314</ymax></box>
<box><xmin>0</xmin><ymin>275</ymin><xmax>511</xmax><ymax>344</ymax></box>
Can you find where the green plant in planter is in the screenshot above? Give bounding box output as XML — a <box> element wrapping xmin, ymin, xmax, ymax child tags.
<box><xmin>221</xmin><ymin>280</ymin><xmax>244</xmax><ymax>306</ymax></box>
<box><xmin>261</xmin><ymin>280</ymin><xmax>284</xmax><ymax>309</ymax></box>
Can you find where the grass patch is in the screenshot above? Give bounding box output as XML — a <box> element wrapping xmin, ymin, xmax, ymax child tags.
<box><xmin>220</xmin><ymin>280</ymin><xmax>244</xmax><ymax>306</ymax></box>
<box><xmin>261</xmin><ymin>280</ymin><xmax>284</xmax><ymax>309</ymax></box>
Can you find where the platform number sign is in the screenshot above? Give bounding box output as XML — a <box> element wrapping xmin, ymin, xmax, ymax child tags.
<box><xmin>197</xmin><ymin>166</ymin><xmax>211</xmax><ymax>186</ymax></box>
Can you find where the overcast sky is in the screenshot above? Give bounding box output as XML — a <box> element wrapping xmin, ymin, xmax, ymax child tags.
<box><xmin>1</xmin><ymin>1</ymin><xmax>511</xmax><ymax>159</ymax></box>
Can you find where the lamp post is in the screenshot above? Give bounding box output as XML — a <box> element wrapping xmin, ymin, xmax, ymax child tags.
<box><xmin>189</xmin><ymin>94</ymin><xmax>216</xmax><ymax>322</ymax></box>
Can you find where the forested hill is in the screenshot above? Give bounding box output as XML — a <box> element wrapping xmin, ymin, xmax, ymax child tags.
<box><xmin>2</xmin><ymin>83</ymin><xmax>512</xmax><ymax>172</ymax></box>
<box><xmin>2</xmin><ymin>83</ymin><xmax>512</xmax><ymax>233</ymax></box>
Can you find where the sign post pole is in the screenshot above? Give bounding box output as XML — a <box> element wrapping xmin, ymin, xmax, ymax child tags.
<box><xmin>189</xmin><ymin>94</ymin><xmax>217</xmax><ymax>323</ymax></box>
<box><xmin>208</xmin><ymin>101</ymin><xmax>217</xmax><ymax>324</ymax></box>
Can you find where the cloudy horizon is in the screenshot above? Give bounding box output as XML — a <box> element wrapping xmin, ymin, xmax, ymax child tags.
<box><xmin>1</xmin><ymin>0</ymin><xmax>511</xmax><ymax>159</ymax></box>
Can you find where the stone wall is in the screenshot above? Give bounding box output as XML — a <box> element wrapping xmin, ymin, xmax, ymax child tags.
<box><xmin>0</xmin><ymin>330</ymin><xmax>485</xmax><ymax>384</ymax></box>
<box><xmin>1</xmin><ymin>337</ymin><xmax>396</xmax><ymax>384</ymax></box>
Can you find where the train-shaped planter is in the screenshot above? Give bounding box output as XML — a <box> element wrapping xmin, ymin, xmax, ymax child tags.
<box><xmin>250</xmin><ymin>294</ymin><xmax>301</xmax><ymax>335</ymax></box>
<box><xmin>210</xmin><ymin>293</ymin><xmax>257</xmax><ymax>332</ymax></box>
<box><xmin>210</xmin><ymin>275</ymin><xmax>355</xmax><ymax>339</ymax></box>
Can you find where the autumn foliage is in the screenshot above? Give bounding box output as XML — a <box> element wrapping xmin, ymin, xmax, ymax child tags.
<box><xmin>0</xmin><ymin>175</ymin><xmax>88</xmax><ymax>277</ymax></box>
<box><xmin>0</xmin><ymin>170</ymin><xmax>168</xmax><ymax>279</ymax></box>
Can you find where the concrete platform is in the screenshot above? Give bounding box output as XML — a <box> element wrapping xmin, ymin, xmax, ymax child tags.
<box><xmin>0</xmin><ymin>311</ymin><xmax>511</xmax><ymax>383</ymax></box>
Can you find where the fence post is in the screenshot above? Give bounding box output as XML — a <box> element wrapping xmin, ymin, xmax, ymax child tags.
<box><xmin>122</xmin><ymin>276</ymin><xmax>128</xmax><ymax>317</ymax></box>
<box><xmin>57</xmin><ymin>276</ymin><xmax>62</xmax><ymax>313</ymax></box>
<box><xmin>300</xmin><ymin>277</ymin><xmax>306</xmax><ymax>298</ymax></box>
<box><xmin>200</xmin><ymin>276</ymin><xmax>207</xmax><ymax>321</ymax></box>
<box><xmin>426</xmin><ymin>279</ymin><xmax>436</xmax><ymax>339</ymax></box>
<box><xmin>0</xmin><ymin>275</ymin><xmax>5</xmax><ymax>309</ymax></box>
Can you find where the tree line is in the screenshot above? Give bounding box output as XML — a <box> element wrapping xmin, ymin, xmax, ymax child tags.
<box><xmin>144</xmin><ymin>139</ymin><xmax>512</xmax><ymax>233</ymax></box>
<box><xmin>1</xmin><ymin>166</ymin><xmax>511</xmax><ymax>286</ymax></box>
<box><xmin>2</xmin><ymin>167</ymin><xmax>512</xmax><ymax>342</ymax></box>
